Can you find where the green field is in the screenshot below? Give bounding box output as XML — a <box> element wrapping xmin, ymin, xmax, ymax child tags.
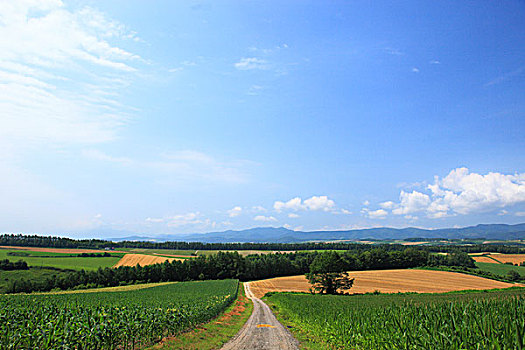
<box><xmin>0</xmin><ymin>248</ymin><xmax>123</xmax><ymax>270</ymax></box>
<box><xmin>476</xmin><ymin>261</ymin><xmax>525</xmax><ymax>278</ymax></box>
<box><xmin>267</xmin><ymin>288</ymin><xmax>525</xmax><ymax>349</ymax></box>
<box><xmin>0</xmin><ymin>279</ymin><xmax>239</xmax><ymax>349</ymax></box>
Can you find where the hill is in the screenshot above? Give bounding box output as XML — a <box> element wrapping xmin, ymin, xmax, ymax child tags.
<box><xmin>108</xmin><ymin>223</ymin><xmax>525</xmax><ymax>243</ymax></box>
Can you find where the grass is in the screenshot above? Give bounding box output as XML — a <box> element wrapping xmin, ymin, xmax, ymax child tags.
<box><xmin>150</xmin><ymin>282</ymin><xmax>253</xmax><ymax>350</ymax></box>
<box><xmin>476</xmin><ymin>261</ymin><xmax>525</xmax><ymax>278</ymax></box>
<box><xmin>0</xmin><ymin>248</ymin><xmax>122</xmax><ymax>270</ymax></box>
<box><xmin>267</xmin><ymin>288</ymin><xmax>525</xmax><ymax>349</ymax></box>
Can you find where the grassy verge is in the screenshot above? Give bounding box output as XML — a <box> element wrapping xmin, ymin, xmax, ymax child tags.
<box><xmin>150</xmin><ymin>282</ymin><xmax>253</xmax><ymax>350</ymax></box>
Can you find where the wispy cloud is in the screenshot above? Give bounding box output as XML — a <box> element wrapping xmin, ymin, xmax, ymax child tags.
<box><xmin>254</xmin><ymin>215</ymin><xmax>277</xmax><ymax>222</ymax></box>
<box><xmin>485</xmin><ymin>66</ymin><xmax>524</xmax><ymax>87</ymax></box>
<box><xmin>234</xmin><ymin>57</ymin><xmax>268</xmax><ymax>70</ymax></box>
<box><xmin>82</xmin><ymin>149</ymin><xmax>253</xmax><ymax>184</ymax></box>
<box><xmin>0</xmin><ymin>0</ymin><xmax>142</xmax><ymax>148</ymax></box>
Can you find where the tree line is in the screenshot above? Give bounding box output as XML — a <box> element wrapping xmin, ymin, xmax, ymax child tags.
<box><xmin>1</xmin><ymin>233</ymin><xmax>523</xmax><ymax>254</ymax></box>
<box><xmin>5</xmin><ymin>248</ymin><xmax>475</xmax><ymax>293</ymax></box>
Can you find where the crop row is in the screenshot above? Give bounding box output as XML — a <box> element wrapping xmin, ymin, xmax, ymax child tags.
<box><xmin>0</xmin><ymin>279</ymin><xmax>238</xmax><ymax>350</ymax></box>
<box><xmin>267</xmin><ymin>288</ymin><xmax>525</xmax><ymax>349</ymax></box>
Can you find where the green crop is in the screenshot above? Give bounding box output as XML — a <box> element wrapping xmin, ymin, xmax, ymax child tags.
<box><xmin>0</xmin><ymin>279</ymin><xmax>238</xmax><ymax>349</ymax></box>
<box><xmin>268</xmin><ymin>288</ymin><xmax>525</xmax><ymax>349</ymax></box>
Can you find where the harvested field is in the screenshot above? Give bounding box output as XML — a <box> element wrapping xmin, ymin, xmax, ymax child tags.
<box><xmin>249</xmin><ymin>269</ymin><xmax>520</xmax><ymax>298</ymax></box>
<box><xmin>472</xmin><ymin>254</ymin><xmax>525</xmax><ymax>265</ymax></box>
<box><xmin>113</xmin><ymin>254</ymin><xmax>181</xmax><ymax>267</ymax></box>
<box><xmin>400</xmin><ymin>241</ymin><xmax>429</xmax><ymax>246</ymax></box>
<box><xmin>0</xmin><ymin>246</ymin><xmax>126</xmax><ymax>254</ymax></box>
<box><xmin>488</xmin><ymin>254</ymin><xmax>525</xmax><ymax>264</ymax></box>
<box><xmin>472</xmin><ymin>256</ymin><xmax>500</xmax><ymax>263</ymax></box>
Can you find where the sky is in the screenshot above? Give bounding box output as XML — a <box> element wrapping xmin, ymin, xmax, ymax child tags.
<box><xmin>0</xmin><ymin>0</ymin><xmax>524</xmax><ymax>238</ymax></box>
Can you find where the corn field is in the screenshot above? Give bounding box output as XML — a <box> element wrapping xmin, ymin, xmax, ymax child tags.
<box><xmin>0</xmin><ymin>279</ymin><xmax>238</xmax><ymax>350</ymax></box>
<box><xmin>267</xmin><ymin>288</ymin><xmax>525</xmax><ymax>349</ymax></box>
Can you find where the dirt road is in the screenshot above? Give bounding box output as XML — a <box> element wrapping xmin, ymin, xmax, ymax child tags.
<box><xmin>221</xmin><ymin>283</ymin><xmax>299</xmax><ymax>350</ymax></box>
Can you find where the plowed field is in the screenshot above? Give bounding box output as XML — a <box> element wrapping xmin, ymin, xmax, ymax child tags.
<box><xmin>249</xmin><ymin>269</ymin><xmax>520</xmax><ymax>298</ymax></box>
<box><xmin>113</xmin><ymin>254</ymin><xmax>181</xmax><ymax>267</ymax></box>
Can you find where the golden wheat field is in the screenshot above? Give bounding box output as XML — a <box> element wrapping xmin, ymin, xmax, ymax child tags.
<box><xmin>113</xmin><ymin>254</ymin><xmax>181</xmax><ymax>267</ymax></box>
<box><xmin>248</xmin><ymin>269</ymin><xmax>521</xmax><ymax>298</ymax></box>
<box><xmin>472</xmin><ymin>254</ymin><xmax>525</xmax><ymax>265</ymax></box>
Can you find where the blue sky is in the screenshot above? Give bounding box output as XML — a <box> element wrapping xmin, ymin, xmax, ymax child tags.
<box><xmin>0</xmin><ymin>0</ymin><xmax>524</xmax><ymax>238</ymax></box>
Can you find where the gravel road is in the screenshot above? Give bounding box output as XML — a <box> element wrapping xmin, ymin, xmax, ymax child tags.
<box><xmin>220</xmin><ymin>283</ymin><xmax>300</xmax><ymax>350</ymax></box>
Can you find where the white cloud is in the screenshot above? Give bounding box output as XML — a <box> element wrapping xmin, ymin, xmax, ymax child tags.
<box><xmin>234</xmin><ymin>57</ymin><xmax>268</xmax><ymax>70</ymax></box>
<box><xmin>251</xmin><ymin>206</ymin><xmax>267</xmax><ymax>212</ymax></box>
<box><xmin>273</xmin><ymin>195</ymin><xmax>336</xmax><ymax>212</ymax></box>
<box><xmin>412</xmin><ymin>67</ymin><xmax>420</xmax><ymax>73</ymax></box>
<box><xmin>254</xmin><ymin>215</ymin><xmax>277</xmax><ymax>222</ymax></box>
<box><xmin>82</xmin><ymin>149</ymin><xmax>133</xmax><ymax>165</ymax></box>
<box><xmin>429</xmin><ymin>60</ymin><xmax>441</xmax><ymax>64</ymax></box>
<box><xmin>339</xmin><ymin>209</ymin><xmax>352</xmax><ymax>215</ymax></box>
<box><xmin>304</xmin><ymin>196</ymin><xmax>335</xmax><ymax>211</ymax></box>
<box><xmin>392</xmin><ymin>191</ymin><xmax>431</xmax><ymax>215</ymax></box>
<box><xmin>166</xmin><ymin>212</ymin><xmax>212</xmax><ymax>228</ymax></box>
<box><xmin>388</xmin><ymin>168</ymin><xmax>525</xmax><ymax>218</ymax></box>
<box><xmin>227</xmin><ymin>206</ymin><xmax>242</xmax><ymax>218</ymax></box>
<box><xmin>379</xmin><ymin>201</ymin><xmax>395</xmax><ymax>209</ymax></box>
<box><xmin>145</xmin><ymin>217</ymin><xmax>164</xmax><ymax>223</ymax></box>
<box><xmin>362</xmin><ymin>200</ymin><xmax>370</xmax><ymax>206</ymax></box>
<box><xmin>0</xmin><ymin>0</ymin><xmax>141</xmax><ymax>147</ymax></box>
<box><xmin>515</xmin><ymin>212</ymin><xmax>525</xmax><ymax>217</ymax></box>
<box><xmin>274</xmin><ymin>197</ymin><xmax>303</xmax><ymax>212</ymax></box>
<box><xmin>288</xmin><ymin>213</ymin><xmax>300</xmax><ymax>218</ymax></box>
<box><xmin>361</xmin><ymin>208</ymin><xmax>388</xmax><ymax>219</ymax></box>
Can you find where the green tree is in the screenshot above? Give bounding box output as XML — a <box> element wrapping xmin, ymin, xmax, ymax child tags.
<box><xmin>306</xmin><ymin>251</ymin><xmax>355</xmax><ymax>294</ymax></box>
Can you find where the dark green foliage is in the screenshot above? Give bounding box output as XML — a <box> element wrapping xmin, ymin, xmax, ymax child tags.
<box><xmin>306</xmin><ymin>252</ymin><xmax>355</xmax><ymax>294</ymax></box>
<box><xmin>0</xmin><ymin>259</ymin><xmax>28</xmax><ymax>270</ymax></box>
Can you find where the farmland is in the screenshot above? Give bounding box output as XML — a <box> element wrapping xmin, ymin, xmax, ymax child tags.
<box><xmin>472</xmin><ymin>253</ymin><xmax>525</xmax><ymax>265</ymax></box>
<box><xmin>0</xmin><ymin>279</ymin><xmax>238</xmax><ymax>349</ymax></box>
<box><xmin>0</xmin><ymin>247</ymin><xmax>123</xmax><ymax>271</ymax></box>
<box><xmin>249</xmin><ymin>269</ymin><xmax>519</xmax><ymax>298</ymax></box>
<box><xmin>267</xmin><ymin>288</ymin><xmax>525</xmax><ymax>349</ymax></box>
<box><xmin>475</xmin><ymin>262</ymin><xmax>525</xmax><ymax>279</ymax></box>
<box><xmin>113</xmin><ymin>253</ymin><xmax>181</xmax><ymax>267</ymax></box>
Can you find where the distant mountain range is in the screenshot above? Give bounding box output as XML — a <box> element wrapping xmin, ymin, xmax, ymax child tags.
<box><xmin>105</xmin><ymin>223</ymin><xmax>525</xmax><ymax>243</ymax></box>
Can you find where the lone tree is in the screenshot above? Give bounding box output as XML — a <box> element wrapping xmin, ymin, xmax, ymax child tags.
<box><xmin>306</xmin><ymin>251</ymin><xmax>354</xmax><ymax>294</ymax></box>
